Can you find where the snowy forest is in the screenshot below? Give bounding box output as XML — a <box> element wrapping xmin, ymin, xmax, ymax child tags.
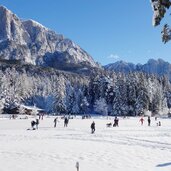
<box><xmin>0</xmin><ymin>61</ymin><xmax>171</xmax><ymax>116</ymax></box>
<box><xmin>0</xmin><ymin>5</ymin><xmax>171</xmax><ymax>116</ymax></box>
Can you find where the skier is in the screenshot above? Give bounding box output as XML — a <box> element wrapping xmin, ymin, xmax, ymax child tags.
<box><xmin>139</xmin><ymin>117</ymin><xmax>144</xmax><ymax>125</ymax></box>
<box><xmin>54</xmin><ymin>117</ymin><xmax>58</xmax><ymax>128</ymax></box>
<box><xmin>76</xmin><ymin>161</ymin><xmax>79</xmax><ymax>171</ymax></box>
<box><xmin>91</xmin><ymin>121</ymin><xmax>95</xmax><ymax>134</ymax></box>
<box><xmin>147</xmin><ymin>116</ymin><xmax>151</xmax><ymax>126</ymax></box>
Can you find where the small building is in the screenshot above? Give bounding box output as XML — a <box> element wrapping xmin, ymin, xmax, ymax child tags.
<box><xmin>20</xmin><ymin>105</ymin><xmax>45</xmax><ymax>115</ymax></box>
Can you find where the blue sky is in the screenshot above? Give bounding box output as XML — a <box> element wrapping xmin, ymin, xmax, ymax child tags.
<box><xmin>1</xmin><ymin>0</ymin><xmax>171</xmax><ymax>65</ymax></box>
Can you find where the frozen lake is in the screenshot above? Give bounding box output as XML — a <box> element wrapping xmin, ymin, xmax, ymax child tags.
<box><xmin>0</xmin><ymin>116</ymin><xmax>171</xmax><ymax>171</ymax></box>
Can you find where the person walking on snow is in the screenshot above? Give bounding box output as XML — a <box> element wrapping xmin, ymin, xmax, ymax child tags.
<box><xmin>31</xmin><ymin>120</ymin><xmax>36</xmax><ymax>130</ymax></box>
<box><xmin>91</xmin><ymin>121</ymin><xmax>95</xmax><ymax>134</ymax></box>
<box><xmin>76</xmin><ymin>161</ymin><xmax>79</xmax><ymax>171</ymax></box>
<box><xmin>113</xmin><ymin>116</ymin><xmax>119</xmax><ymax>127</ymax></box>
<box><xmin>158</xmin><ymin>121</ymin><xmax>161</xmax><ymax>126</ymax></box>
<box><xmin>36</xmin><ymin>118</ymin><xmax>39</xmax><ymax>129</ymax></box>
<box><xmin>41</xmin><ymin>113</ymin><xmax>44</xmax><ymax>120</ymax></box>
<box><xmin>147</xmin><ymin>116</ymin><xmax>151</xmax><ymax>126</ymax></box>
<box><xmin>54</xmin><ymin>117</ymin><xmax>58</xmax><ymax>128</ymax></box>
<box><xmin>139</xmin><ymin>117</ymin><xmax>144</xmax><ymax>125</ymax></box>
<box><xmin>64</xmin><ymin>117</ymin><xmax>69</xmax><ymax>127</ymax></box>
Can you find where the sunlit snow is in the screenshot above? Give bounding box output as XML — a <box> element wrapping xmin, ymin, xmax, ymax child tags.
<box><xmin>0</xmin><ymin>115</ymin><xmax>171</xmax><ymax>171</ymax></box>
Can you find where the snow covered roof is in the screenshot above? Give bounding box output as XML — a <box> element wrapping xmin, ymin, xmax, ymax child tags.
<box><xmin>20</xmin><ymin>105</ymin><xmax>43</xmax><ymax>111</ymax></box>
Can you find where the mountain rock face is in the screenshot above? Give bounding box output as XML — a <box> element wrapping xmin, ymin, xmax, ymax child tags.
<box><xmin>105</xmin><ymin>60</ymin><xmax>137</xmax><ymax>73</ymax></box>
<box><xmin>142</xmin><ymin>59</ymin><xmax>171</xmax><ymax>77</ymax></box>
<box><xmin>0</xmin><ymin>6</ymin><xmax>98</xmax><ymax>69</ymax></box>
<box><xmin>105</xmin><ymin>59</ymin><xmax>171</xmax><ymax>80</ymax></box>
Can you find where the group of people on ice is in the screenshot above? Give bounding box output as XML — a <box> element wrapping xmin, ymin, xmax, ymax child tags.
<box><xmin>53</xmin><ymin>116</ymin><xmax>69</xmax><ymax>128</ymax></box>
<box><xmin>141</xmin><ymin>116</ymin><xmax>151</xmax><ymax>126</ymax></box>
<box><xmin>139</xmin><ymin>116</ymin><xmax>161</xmax><ymax>126</ymax></box>
<box><xmin>29</xmin><ymin>113</ymin><xmax>162</xmax><ymax>132</ymax></box>
<box><xmin>106</xmin><ymin>116</ymin><xmax>119</xmax><ymax>128</ymax></box>
<box><xmin>30</xmin><ymin>115</ymin><xmax>70</xmax><ymax>130</ymax></box>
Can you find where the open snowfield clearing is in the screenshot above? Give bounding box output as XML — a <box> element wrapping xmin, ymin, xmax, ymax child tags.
<box><xmin>0</xmin><ymin>116</ymin><xmax>171</xmax><ymax>171</ymax></box>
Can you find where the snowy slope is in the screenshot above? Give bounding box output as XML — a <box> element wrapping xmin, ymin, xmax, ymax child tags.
<box><xmin>0</xmin><ymin>116</ymin><xmax>171</xmax><ymax>171</ymax></box>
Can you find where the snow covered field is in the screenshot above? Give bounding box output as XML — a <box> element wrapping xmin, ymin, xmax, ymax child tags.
<box><xmin>0</xmin><ymin>116</ymin><xmax>171</xmax><ymax>171</ymax></box>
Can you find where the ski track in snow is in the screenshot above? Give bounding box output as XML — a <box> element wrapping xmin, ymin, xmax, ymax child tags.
<box><xmin>0</xmin><ymin>116</ymin><xmax>171</xmax><ymax>171</ymax></box>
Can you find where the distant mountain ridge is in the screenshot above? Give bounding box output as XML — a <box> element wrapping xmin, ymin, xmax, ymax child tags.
<box><xmin>0</xmin><ymin>6</ymin><xmax>98</xmax><ymax>71</ymax></box>
<box><xmin>104</xmin><ymin>58</ymin><xmax>171</xmax><ymax>80</ymax></box>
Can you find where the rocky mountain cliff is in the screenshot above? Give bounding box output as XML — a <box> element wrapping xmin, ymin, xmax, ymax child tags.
<box><xmin>0</xmin><ymin>6</ymin><xmax>98</xmax><ymax>70</ymax></box>
<box><xmin>105</xmin><ymin>59</ymin><xmax>171</xmax><ymax>80</ymax></box>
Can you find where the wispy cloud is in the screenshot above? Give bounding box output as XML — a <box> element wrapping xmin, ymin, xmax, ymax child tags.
<box><xmin>107</xmin><ymin>54</ymin><xmax>120</xmax><ymax>60</ymax></box>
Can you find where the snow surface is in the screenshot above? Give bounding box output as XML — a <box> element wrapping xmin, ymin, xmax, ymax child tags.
<box><xmin>0</xmin><ymin>116</ymin><xmax>171</xmax><ymax>171</ymax></box>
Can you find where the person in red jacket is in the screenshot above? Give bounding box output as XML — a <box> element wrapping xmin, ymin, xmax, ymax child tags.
<box><xmin>139</xmin><ymin>117</ymin><xmax>144</xmax><ymax>125</ymax></box>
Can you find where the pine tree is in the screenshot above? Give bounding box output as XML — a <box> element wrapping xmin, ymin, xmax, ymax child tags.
<box><xmin>94</xmin><ymin>98</ymin><xmax>108</xmax><ymax>115</ymax></box>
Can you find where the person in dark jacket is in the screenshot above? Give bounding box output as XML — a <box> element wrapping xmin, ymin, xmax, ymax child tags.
<box><xmin>36</xmin><ymin>118</ymin><xmax>39</xmax><ymax>129</ymax></box>
<box><xmin>113</xmin><ymin>117</ymin><xmax>119</xmax><ymax>127</ymax></box>
<box><xmin>31</xmin><ymin>120</ymin><xmax>36</xmax><ymax>130</ymax></box>
<box><xmin>147</xmin><ymin>116</ymin><xmax>151</xmax><ymax>126</ymax></box>
<box><xmin>158</xmin><ymin>121</ymin><xmax>161</xmax><ymax>126</ymax></box>
<box><xmin>54</xmin><ymin>117</ymin><xmax>58</xmax><ymax>128</ymax></box>
<box><xmin>64</xmin><ymin>117</ymin><xmax>69</xmax><ymax>127</ymax></box>
<box><xmin>91</xmin><ymin>121</ymin><xmax>95</xmax><ymax>134</ymax></box>
<box><xmin>76</xmin><ymin>161</ymin><xmax>79</xmax><ymax>171</ymax></box>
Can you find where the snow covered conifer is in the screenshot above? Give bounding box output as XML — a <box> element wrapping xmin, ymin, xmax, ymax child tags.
<box><xmin>151</xmin><ymin>0</ymin><xmax>171</xmax><ymax>43</ymax></box>
<box><xmin>94</xmin><ymin>98</ymin><xmax>108</xmax><ymax>115</ymax></box>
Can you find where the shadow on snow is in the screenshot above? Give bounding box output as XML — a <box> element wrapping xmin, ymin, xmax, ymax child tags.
<box><xmin>156</xmin><ymin>162</ymin><xmax>171</xmax><ymax>167</ymax></box>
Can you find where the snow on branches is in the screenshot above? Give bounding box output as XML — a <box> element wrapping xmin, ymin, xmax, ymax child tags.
<box><xmin>151</xmin><ymin>0</ymin><xmax>171</xmax><ymax>43</ymax></box>
<box><xmin>151</xmin><ymin>0</ymin><xmax>171</xmax><ymax>26</ymax></box>
<box><xmin>162</xmin><ymin>24</ymin><xmax>171</xmax><ymax>43</ymax></box>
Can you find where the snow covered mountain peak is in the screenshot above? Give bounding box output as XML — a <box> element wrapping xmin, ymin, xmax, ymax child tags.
<box><xmin>105</xmin><ymin>60</ymin><xmax>136</xmax><ymax>73</ymax></box>
<box><xmin>0</xmin><ymin>6</ymin><xmax>98</xmax><ymax>69</ymax></box>
<box><xmin>0</xmin><ymin>5</ymin><xmax>29</xmax><ymax>42</ymax></box>
<box><xmin>0</xmin><ymin>5</ymin><xmax>12</xmax><ymax>15</ymax></box>
<box><xmin>23</xmin><ymin>19</ymin><xmax>49</xmax><ymax>30</ymax></box>
<box><xmin>105</xmin><ymin>58</ymin><xmax>171</xmax><ymax>80</ymax></box>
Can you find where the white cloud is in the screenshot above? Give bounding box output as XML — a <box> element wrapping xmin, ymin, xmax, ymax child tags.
<box><xmin>107</xmin><ymin>54</ymin><xmax>120</xmax><ymax>60</ymax></box>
